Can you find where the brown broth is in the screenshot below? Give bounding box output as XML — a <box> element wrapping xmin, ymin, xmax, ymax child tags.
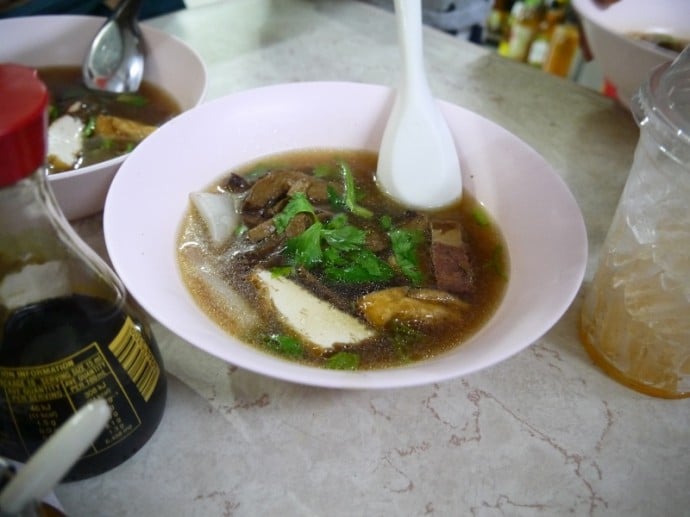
<box><xmin>628</xmin><ymin>32</ymin><xmax>688</xmax><ymax>54</ymax></box>
<box><xmin>177</xmin><ymin>150</ymin><xmax>509</xmax><ymax>370</ymax></box>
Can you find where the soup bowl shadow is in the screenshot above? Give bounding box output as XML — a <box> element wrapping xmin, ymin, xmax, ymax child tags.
<box><xmin>104</xmin><ymin>81</ymin><xmax>587</xmax><ymax>390</ymax></box>
<box><xmin>0</xmin><ymin>15</ymin><xmax>207</xmax><ymax>220</ymax></box>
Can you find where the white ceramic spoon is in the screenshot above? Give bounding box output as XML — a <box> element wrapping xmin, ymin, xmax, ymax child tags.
<box><xmin>0</xmin><ymin>399</ymin><xmax>111</xmax><ymax>514</ymax></box>
<box><xmin>376</xmin><ymin>0</ymin><xmax>463</xmax><ymax>209</ymax></box>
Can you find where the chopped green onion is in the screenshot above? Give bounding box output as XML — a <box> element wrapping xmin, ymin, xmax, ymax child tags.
<box><xmin>488</xmin><ymin>244</ymin><xmax>508</xmax><ymax>279</ymax></box>
<box><xmin>48</xmin><ymin>105</ymin><xmax>59</xmax><ymax>122</ymax></box>
<box><xmin>338</xmin><ymin>161</ymin><xmax>373</xmax><ymax>219</ymax></box>
<box><xmin>472</xmin><ymin>207</ymin><xmax>491</xmax><ymax>227</ymax></box>
<box><xmin>325</xmin><ymin>351</ymin><xmax>360</xmax><ymax>370</ymax></box>
<box><xmin>264</xmin><ymin>334</ymin><xmax>304</xmax><ymax>358</ymax></box>
<box><xmin>83</xmin><ymin>116</ymin><xmax>96</xmax><ymax>137</ymax></box>
<box><xmin>116</xmin><ymin>93</ymin><xmax>148</xmax><ymax>107</ymax></box>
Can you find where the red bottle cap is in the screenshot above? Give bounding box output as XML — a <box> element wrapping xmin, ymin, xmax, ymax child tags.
<box><xmin>0</xmin><ymin>64</ymin><xmax>49</xmax><ymax>188</ymax></box>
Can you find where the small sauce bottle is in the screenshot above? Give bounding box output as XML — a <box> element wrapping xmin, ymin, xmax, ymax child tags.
<box><xmin>0</xmin><ymin>64</ymin><xmax>167</xmax><ymax>480</ymax></box>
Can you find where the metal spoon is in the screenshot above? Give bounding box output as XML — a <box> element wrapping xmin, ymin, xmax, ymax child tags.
<box><xmin>376</xmin><ymin>0</ymin><xmax>462</xmax><ymax>209</ymax></box>
<box><xmin>82</xmin><ymin>0</ymin><xmax>146</xmax><ymax>93</ymax></box>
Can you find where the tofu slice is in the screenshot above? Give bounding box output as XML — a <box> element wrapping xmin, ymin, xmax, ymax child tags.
<box><xmin>251</xmin><ymin>269</ymin><xmax>375</xmax><ymax>350</ymax></box>
<box><xmin>47</xmin><ymin>115</ymin><xmax>84</xmax><ymax>169</ymax></box>
<box><xmin>190</xmin><ymin>192</ymin><xmax>239</xmax><ymax>247</ymax></box>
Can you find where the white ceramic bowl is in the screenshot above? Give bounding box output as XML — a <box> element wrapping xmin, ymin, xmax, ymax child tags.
<box><xmin>104</xmin><ymin>82</ymin><xmax>588</xmax><ymax>390</ymax></box>
<box><xmin>0</xmin><ymin>15</ymin><xmax>206</xmax><ymax>220</ymax></box>
<box><xmin>572</xmin><ymin>0</ymin><xmax>690</xmax><ymax>109</ymax></box>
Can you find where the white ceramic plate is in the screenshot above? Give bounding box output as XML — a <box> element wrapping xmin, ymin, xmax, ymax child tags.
<box><xmin>0</xmin><ymin>15</ymin><xmax>206</xmax><ymax>220</ymax></box>
<box><xmin>104</xmin><ymin>82</ymin><xmax>587</xmax><ymax>389</ymax></box>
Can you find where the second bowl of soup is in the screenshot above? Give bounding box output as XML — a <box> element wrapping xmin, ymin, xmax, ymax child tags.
<box><xmin>0</xmin><ymin>15</ymin><xmax>206</xmax><ymax>220</ymax></box>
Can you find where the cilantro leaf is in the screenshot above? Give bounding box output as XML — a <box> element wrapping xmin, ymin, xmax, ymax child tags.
<box><xmin>322</xmin><ymin>216</ymin><xmax>367</xmax><ymax>252</ymax></box>
<box><xmin>323</xmin><ymin>248</ymin><xmax>394</xmax><ymax>283</ymax></box>
<box><xmin>273</xmin><ymin>192</ymin><xmax>316</xmax><ymax>233</ymax></box>
<box><xmin>389</xmin><ymin>228</ymin><xmax>424</xmax><ymax>285</ymax></box>
<box><xmin>286</xmin><ymin>222</ymin><xmax>323</xmax><ymax>267</ymax></box>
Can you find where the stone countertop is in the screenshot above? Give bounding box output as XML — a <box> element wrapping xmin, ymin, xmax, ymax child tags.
<box><xmin>57</xmin><ymin>1</ymin><xmax>689</xmax><ymax>515</ymax></box>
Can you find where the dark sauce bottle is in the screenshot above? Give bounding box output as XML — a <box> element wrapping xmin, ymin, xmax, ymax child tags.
<box><xmin>0</xmin><ymin>64</ymin><xmax>166</xmax><ymax>481</ymax></box>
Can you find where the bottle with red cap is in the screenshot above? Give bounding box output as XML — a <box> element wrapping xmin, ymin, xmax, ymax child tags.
<box><xmin>0</xmin><ymin>64</ymin><xmax>167</xmax><ymax>480</ymax></box>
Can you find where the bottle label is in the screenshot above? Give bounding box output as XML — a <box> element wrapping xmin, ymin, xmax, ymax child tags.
<box><xmin>109</xmin><ymin>316</ymin><xmax>161</xmax><ymax>403</ymax></box>
<box><xmin>0</xmin><ymin>317</ymin><xmax>160</xmax><ymax>459</ymax></box>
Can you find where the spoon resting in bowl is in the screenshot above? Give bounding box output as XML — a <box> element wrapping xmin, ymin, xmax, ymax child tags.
<box><xmin>82</xmin><ymin>0</ymin><xmax>145</xmax><ymax>93</ymax></box>
<box><xmin>376</xmin><ymin>0</ymin><xmax>463</xmax><ymax>210</ymax></box>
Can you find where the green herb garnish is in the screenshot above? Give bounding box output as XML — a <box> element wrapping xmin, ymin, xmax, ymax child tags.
<box><xmin>488</xmin><ymin>244</ymin><xmax>507</xmax><ymax>279</ymax></box>
<box><xmin>264</xmin><ymin>334</ymin><xmax>304</xmax><ymax>358</ymax></box>
<box><xmin>286</xmin><ymin>222</ymin><xmax>323</xmax><ymax>268</ymax></box>
<box><xmin>48</xmin><ymin>105</ymin><xmax>59</xmax><ymax>122</ymax></box>
<box><xmin>116</xmin><ymin>93</ymin><xmax>148</xmax><ymax>107</ymax></box>
<box><xmin>273</xmin><ymin>192</ymin><xmax>316</xmax><ymax>233</ymax></box>
<box><xmin>269</xmin><ymin>266</ymin><xmax>293</xmax><ymax>277</ymax></box>
<box><xmin>313</xmin><ymin>163</ymin><xmax>336</xmax><ymax>178</ymax></box>
<box><xmin>83</xmin><ymin>116</ymin><xmax>96</xmax><ymax>138</ymax></box>
<box><xmin>389</xmin><ymin>228</ymin><xmax>424</xmax><ymax>285</ymax></box>
<box><xmin>338</xmin><ymin>161</ymin><xmax>373</xmax><ymax>219</ymax></box>
<box><xmin>472</xmin><ymin>206</ymin><xmax>491</xmax><ymax>227</ymax></box>
<box><xmin>325</xmin><ymin>351</ymin><xmax>360</xmax><ymax>370</ymax></box>
<box><xmin>379</xmin><ymin>215</ymin><xmax>393</xmax><ymax>231</ymax></box>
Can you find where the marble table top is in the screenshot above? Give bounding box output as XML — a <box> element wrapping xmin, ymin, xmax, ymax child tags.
<box><xmin>56</xmin><ymin>1</ymin><xmax>689</xmax><ymax>515</ymax></box>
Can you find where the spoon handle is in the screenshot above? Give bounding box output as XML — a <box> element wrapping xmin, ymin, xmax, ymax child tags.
<box><xmin>113</xmin><ymin>0</ymin><xmax>144</xmax><ymax>21</ymax></box>
<box><xmin>0</xmin><ymin>400</ymin><xmax>111</xmax><ymax>514</ymax></box>
<box><xmin>393</xmin><ymin>0</ymin><xmax>430</xmax><ymax>95</ymax></box>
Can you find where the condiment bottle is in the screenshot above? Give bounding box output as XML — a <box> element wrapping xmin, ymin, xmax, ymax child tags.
<box><xmin>484</xmin><ymin>0</ymin><xmax>512</xmax><ymax>47</ymax></box>
<box><xmin>542</xmin><ymin>22</ymin><xmax>580</xmax><ymax>78</ymax></box>
<box><xmin>580</xmin><ymin>46</ymin><xmax>690</xmax><ymax>398</ymax></box>
<box><xmin>526</xmin><ymin>0</ymin><xmax>565</xmax><ymax>68</ymax></box>
<box><xmin>0</xmin><ymin>64</ymin><xmax>167</xmax><ymax>479</ymax></box>
<box><xmin>499</xmin><ymin>0</ymin><xmax>544</xmax><ymax>62</ymax></box>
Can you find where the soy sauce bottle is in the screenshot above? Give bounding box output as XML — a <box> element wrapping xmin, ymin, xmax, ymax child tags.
<box><xmin>0</xmin><ymin>64</ymin><xmax>166</xmax><ymax>481</ymax></box>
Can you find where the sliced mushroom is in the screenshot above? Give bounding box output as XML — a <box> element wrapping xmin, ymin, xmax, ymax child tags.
<box><xmin>242</xmin><ymin>170</ymin><xmax>337</xmax><ymax>213</ymax></box>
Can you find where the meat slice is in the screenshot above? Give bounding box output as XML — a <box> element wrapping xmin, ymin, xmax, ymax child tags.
<box><xmin>431</xmin><ymin>220</ymin><xmax>474</xmax><ymax>295</ymax></box>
